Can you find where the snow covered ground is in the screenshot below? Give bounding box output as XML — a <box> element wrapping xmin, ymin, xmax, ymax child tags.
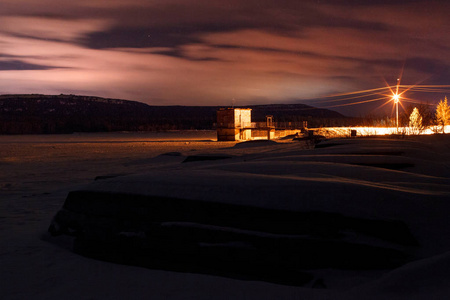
<box><xmin>1</xmin><ymin>131</ymin><xmax>450</xmax><ymax>299</ymax></box>
<box><xmin>313</xmin><ymin>125</ymin><xmax>450</xmax><ymax>138</ymax></box>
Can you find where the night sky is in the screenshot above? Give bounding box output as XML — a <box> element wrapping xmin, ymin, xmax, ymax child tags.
<box><xmin>1</xmin><ymin>0</ymin><xmax>449</xmax><ymax>115</ymax></box>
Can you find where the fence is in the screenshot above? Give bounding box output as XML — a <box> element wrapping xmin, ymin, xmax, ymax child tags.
<box><xmin>216</xmin><ymin>121</ymin><xmax>307</xmax><ymax>129</ymax></box>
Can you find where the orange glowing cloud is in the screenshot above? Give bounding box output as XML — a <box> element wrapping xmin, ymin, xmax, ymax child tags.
<box><xmin>0</xmin><ymin>0</ymin><xmax>449</xmax><ymax>113</ymax></box>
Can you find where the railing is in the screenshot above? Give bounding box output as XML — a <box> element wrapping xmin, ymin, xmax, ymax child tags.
<box><xmin>273</xmin><ymin>121</ymin><xmax>308</xmax><ymax>129</ymax></box>
<box><xmin>217</xmin><ymin>121</ymin><xmax>307</xmax><ymax>129</ymax></box>
<box><xmin>217</xmin><ymin>122</ymin><xmax>256</xmax><ymax>129</ymax></box>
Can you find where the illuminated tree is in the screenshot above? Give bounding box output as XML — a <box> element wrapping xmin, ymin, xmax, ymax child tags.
<box><xmin>435</xmin><ymin>96</ymin><xmax>450</xmax><ymax>133</ymax></box>
<box><xmin>409</xmin><ymin>107</ymin><xmax>423</xmax><ymax>135</ymax></box>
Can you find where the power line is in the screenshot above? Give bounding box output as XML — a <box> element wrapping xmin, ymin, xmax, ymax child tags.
<box><xmin>301</xmin><ymin>85</ymin><xmax>450</xmax><ymax>110</ymax></box>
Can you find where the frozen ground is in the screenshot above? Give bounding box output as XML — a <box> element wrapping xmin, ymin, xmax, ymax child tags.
<box><xmin>1</xmin><ymin>131</ymin><xmax>450</xmax><ymax>299</ymax></box>
<box><xmin>313</xmin><ymin>125</ymin><xmax>450</xmax><ymax>138</ymax></box>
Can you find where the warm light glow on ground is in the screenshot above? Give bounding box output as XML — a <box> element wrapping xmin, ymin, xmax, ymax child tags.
<box><xmin>312</xmin><ymin>126</ymin><xmax>450</xmax><ymax>138</ymax></box>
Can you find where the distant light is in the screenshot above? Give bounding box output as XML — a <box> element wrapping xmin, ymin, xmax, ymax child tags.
<box><xmin>393</xmin><ymin>93</ymin><xmax>400</xmax><ymax>103</ymax></box>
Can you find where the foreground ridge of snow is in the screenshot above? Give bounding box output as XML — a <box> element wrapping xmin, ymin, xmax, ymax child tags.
<box><xmin>2</xmin><ymin>133</ymin><xmax>450</xmax><ymax>299</ymax></box>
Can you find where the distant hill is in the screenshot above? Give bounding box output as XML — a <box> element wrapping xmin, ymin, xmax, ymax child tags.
<box><xmin>0</xmin><ymin>94</ymin><xmax>348</xmax><ymax>134</ymax></box>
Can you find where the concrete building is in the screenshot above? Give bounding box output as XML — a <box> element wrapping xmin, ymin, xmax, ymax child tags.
<box><xmin>217</xmin><ymin>108</ymin><xmax>306</xmax><ymax>141</ymax></box>
<box><xmin>216</xmin><ymin>108</ymin><xmax>252</xmax><ymax>141</ymax></box>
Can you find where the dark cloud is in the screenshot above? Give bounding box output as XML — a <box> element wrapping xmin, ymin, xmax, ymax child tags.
<box><xmin>82</xmin><ymin>0</ymin><xmax>391</xmax><ymax>51</ymax></box>
<box><xmin>0</xmin><ymin>60</ymin><xmax>56</xmax><ymax>70</ymax></box>
<box><xmin>319</xmin><ymin>0</ymin><xmax>427</xmax><ymax>5</ymax></box>
<box><xmin>406</xmin><ymin>57</ymin><xmax>449</xmax><ymax>74</ymax></box>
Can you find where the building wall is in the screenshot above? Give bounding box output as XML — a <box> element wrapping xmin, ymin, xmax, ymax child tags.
<box><xmin>274</xmin><ymin>129</ymin><xmax>303</xmax><ymax>138</ymax></box>
<box><xmin>217</xmin><ymin>109</ymin><xmax>236</xmax><ymax>128</ymax></box>
<box><xmin>240</xmin><ymin>128</ymin><xmax>252</xmax><ymax>140</ymax></box>
<box><xmin>252</xmin><ymin>129</ymin><xmax>274</xmax><ymax>140</ymax></box>
<box><xmin>217</xmin><ymin>128</ymin><xmax>240</xmax><ymax>141</ymax></box>
<box><xmin>217</xmin><ymin>108</ymin><xmax>252</xmax><ymax>141</ymax></box>
<box><xmin>234</xmin><ymin>109</ymin><xmax>251</xmax><ymax>128</ymax></box>
<box><xmin>252</xmin><ymin>129</ymin><xmax>302</xmax><ymax>140</ymax></box>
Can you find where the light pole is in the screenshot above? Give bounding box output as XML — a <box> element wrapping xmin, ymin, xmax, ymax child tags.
<box><xmin>393</xmin><ymin>93</ymin><xmax>400</xmax><ymax>131</ymax></box>
<box><xmin>393</xmin><ymin>78</ymin><xmax>400</xmax><ymax>131</ymax></box>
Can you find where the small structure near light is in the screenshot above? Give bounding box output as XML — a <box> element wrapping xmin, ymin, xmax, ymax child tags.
<box><xmin>216</xmin><ymin>108</ymin><xmax>306</xmax><ymax>141</ymax></box>
<box><xmin>216</xmin><ymin>108</ymin><xmax>253</xmax><ymax>141</ymax></box>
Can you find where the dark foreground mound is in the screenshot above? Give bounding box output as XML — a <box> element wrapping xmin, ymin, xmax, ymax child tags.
<box><xmin>46</xmin><ymin>136</ymin><xmax>450</xmax><ymax>287</ymax></box>
<box><xmin>49</xmin><ymin>189</ymin><xmax>416</xmax><ymax>286</ymax></box>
